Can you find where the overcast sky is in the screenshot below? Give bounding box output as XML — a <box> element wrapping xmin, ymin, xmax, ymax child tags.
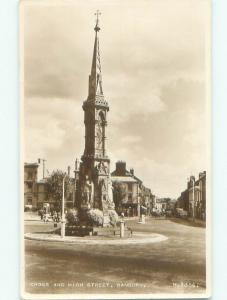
<box><xmin>22</xmin><ymin>0</ymin><xmax>210</xmax><ymax>198</ymax></box>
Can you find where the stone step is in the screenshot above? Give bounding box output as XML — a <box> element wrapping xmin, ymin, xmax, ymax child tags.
<box><xmin>93</xmin><ymin>226</ymin><xmax>132</xmax><ymax>237</ymax></box>
<box><xmin>65</xmin><ymin>225</ymin><xmax>133</xmax><ymax>237</ymax></box>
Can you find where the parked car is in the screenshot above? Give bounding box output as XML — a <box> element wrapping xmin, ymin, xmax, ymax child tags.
<box><xmin>151</xmin><ymin>211</ymin><xmax>164</xmax><ymax>218</ymax></box>
<box><xmin>165</xmin><ymin>210</ymin><xmax>173</xmax><ymax>217</ymax></box>
<box><xmin>176</xmin><ymin>208</ymin><xmax>188</xmax><ymax>219</ymax></box>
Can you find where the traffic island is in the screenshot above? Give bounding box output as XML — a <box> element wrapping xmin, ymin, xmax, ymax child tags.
<box><xmin>24</xmin><ymin>232</ymin><xmax>168</xmax><ymax>245</ymax></box>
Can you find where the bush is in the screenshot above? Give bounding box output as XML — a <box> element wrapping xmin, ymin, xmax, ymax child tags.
<box><xmin>66</xmin><ymin>208</ymin><xmax>79</xmax><ymax>225</ymax></box>
<box><xmin>87</xmin><ymin>209</ymin><xmax>104</xmax><ymax>226</ymax></box>
<box><xmin>108</xmin><ymin>210</ymin><xmax>118</xmax><ymax>226</ymax></box>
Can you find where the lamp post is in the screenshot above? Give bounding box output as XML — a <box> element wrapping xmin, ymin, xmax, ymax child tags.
<box><xmin>61</xmin><ymin>173</ymin><xmax>67</xmax><ymax>238</ymax></box>
<box><xmin>38</xmin><ymin>158</ymin><xmax>46</xmax><ymax>179</ymax></box>
<box><xmin>192</xmin><ymin>177</ymin><xmax>195</xmax><ymax>222</ymax></box>
<box><xmin>137</xmin><ymin>184</ymin><xmax>140</xmax><ymax>221</ymax></box>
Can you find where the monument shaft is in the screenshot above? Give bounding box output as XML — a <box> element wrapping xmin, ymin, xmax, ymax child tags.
<box><xmin>78</xmin><ymin>15</ymin><xmax>115</xmax><ymax>224</ymax></box>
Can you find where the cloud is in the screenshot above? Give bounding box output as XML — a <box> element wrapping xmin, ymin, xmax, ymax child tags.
<box><xmin>22</xmin><ymin>0</ymin><xmax>210</xmax><ymax>198</ymax></box>
<box><xmin>24</xmin><ymin>97</ymin><xmax>84</xmax><ymax>172</ymax></box>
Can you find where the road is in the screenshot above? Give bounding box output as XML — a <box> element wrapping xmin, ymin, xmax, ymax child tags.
<box><xmin>24</xmin><ymin>218</ymin><xmax>206</xmax><ymax>295</ymax></box>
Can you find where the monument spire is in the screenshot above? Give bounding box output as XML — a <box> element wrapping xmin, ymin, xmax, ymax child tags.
<box><xmin>94</xmin><ymin>9</ymin><xmax>101</xmax><ymax>32</ymax></box>
<box><xmin>88</xmin><ymin>10</ymin><xmax>103</xmax><ymax>99</ymax></box>
<box><xmin>79</xmin><ymin>12</ymin><xmax>115</xmax><ymax>224</ymax></box>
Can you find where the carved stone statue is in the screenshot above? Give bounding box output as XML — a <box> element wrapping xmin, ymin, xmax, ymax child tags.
<box><xmin>82</xmin><ymin>176</ymin><xmax>94</xmax><ymax>208</ymax></box>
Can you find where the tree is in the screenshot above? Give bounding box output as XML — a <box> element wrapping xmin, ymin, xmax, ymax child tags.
<box><xmin>46</xmin><ymin>170</ymin><xmax>71</xmax><ymax>212</ymax></box>
<box><xmin>112</xmin><ymin>182</ymin><xmax>127</xmax><ymax>213</ymax></box>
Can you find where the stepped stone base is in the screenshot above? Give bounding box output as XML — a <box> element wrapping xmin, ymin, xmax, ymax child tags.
<box><xmin>65</xmin><ymin>225</ymin><xmax>132</xmax><ymax>237</ymax></box>
<box><xmin>92</xmin><ymin>226</ymin><xmax>132</xmax><ymax>237</ymax></box>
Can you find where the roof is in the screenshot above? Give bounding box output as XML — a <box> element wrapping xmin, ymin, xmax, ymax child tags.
<box><xmin>111</xmin><ymin>169</ymin><xmax>143</xmax><ymax>183</ymax></box>
<box><xmin>24</xmin><ymin>162</ymin><xmax>39</xmax><ymax>168</ymax></box>
<box><xmin>37</xmin><ymin>178</ymin><xmax>48</xmax><ymax>184</ymax></box>
<box><xmin>111</xmin><ymin>176</ymin><xmax>138</xmax><ymax>183</ymax></box>
<box><xmin>156</xmin><ymin>198</ymin><xmax>170</xmax><ymax>203</ymax></box>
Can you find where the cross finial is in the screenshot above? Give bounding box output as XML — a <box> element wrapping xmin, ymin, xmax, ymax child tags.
<box><xmin>94</xmin><ymin>10</ymin><xmax>101</xmax><ymax>32</ymax></box>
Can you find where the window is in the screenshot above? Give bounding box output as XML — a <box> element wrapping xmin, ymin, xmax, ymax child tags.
<box><xmin>128</xmin><ymin>194</ymin><xmax>132</xmax><ymax>202</ymax></box>
<box><xmin>27</xmin><ymin>171</ymin><xmax>33</xmax><ymax>180</ymax></box>
<box><xmin>128</xmin><ymin>183</ymin><xmax>133</xmax><ymax>192</ymax></box>
<box><xmin>27</xmin><ymin>197</ymin><xmax>32</xmax><ymax>205</ymax></box>
<box><xmin>27</xmin><ymin>182</ymin><xmax>32</xmax><ymax>189</ymax></box>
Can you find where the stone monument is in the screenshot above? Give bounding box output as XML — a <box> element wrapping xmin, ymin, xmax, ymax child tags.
<box><xmin>78</xmin><ymin>11</ymin><xmax>115</xmax><ymax>226</ymax></box>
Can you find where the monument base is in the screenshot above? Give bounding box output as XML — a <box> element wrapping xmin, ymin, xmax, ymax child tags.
<box><xmin>103</xmin><ymin>214</ymin><xmax>111</xmax><ymax>227</ymax></box>
<box><xmin>65</xmin><ymin>224</ymin><xmax>133</xmax><ymax>237</ymax></box>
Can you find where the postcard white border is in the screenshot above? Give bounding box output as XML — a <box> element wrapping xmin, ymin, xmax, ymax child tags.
<box><xmin>19</xmin><ymin>0</ymin><xmax>212</xmax><ymax>299</ymax></box>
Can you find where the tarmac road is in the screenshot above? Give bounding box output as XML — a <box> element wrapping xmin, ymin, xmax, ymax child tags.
<box><xmin>24</xmin><ymin>218</ymin><xmax>206</xmax><ymax>295</ymax></box>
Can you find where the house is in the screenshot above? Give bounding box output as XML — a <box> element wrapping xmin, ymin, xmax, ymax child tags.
<box><xmin>111</xmin><ymin>161</ymin><xmax>153</xmax><ymax>216</ymax></box>
<box><xmin>24</xmin><ymin>162</ymin><xmax>76</xmax><ymax>211</ymax></box>
<box><xmin>24</xmin><ymin>163</ymin><xmax>39</xmax><ymax>208</ymax></box>
<box><xmin>176</xmin><ymin>171</ymin><xmax>206</xmax><ymax>220</ymax></box>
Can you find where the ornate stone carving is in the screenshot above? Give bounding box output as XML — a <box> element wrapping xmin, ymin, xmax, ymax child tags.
<box><xmin>78</xmin><ymin>16</ymin><xmax>116</xmax><ymax>226</ymax></box>
<box><xmin>81</xmin><ymin>176</ymin><xmax>94</xmax><ymax>208</ymax></box>
<box><xmin>96</xmin><ymin>161</ymin><xmax>107</xmax><ymax>175</ymax></box>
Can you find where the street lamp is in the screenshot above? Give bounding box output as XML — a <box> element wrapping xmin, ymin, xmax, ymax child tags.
<box><xmin>192</xmin><ymin>177</ymin><xmax>195</xmax><ymax>222</ymax></box>
<box><xmin>61</xmin><ymin>173</ymin><xmax>67</xmax><ymax>238</ymax></box>
<box><xmin>38</xmin><ymin>158</ymin><xmax>46</xmax><ymax>179</ymax></box>
<box><xmin>137</xmin><ymin>184</ymin><xmax>140</xmax><ymax>220</ymax></box>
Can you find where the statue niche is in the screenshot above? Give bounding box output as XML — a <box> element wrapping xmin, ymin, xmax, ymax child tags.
<box><xmin>81</xmin><ymin>176</ymin><xmax>94</xmax><ymax>209</ymax></box>
<box><xmin>96</xmin><ymin>111</ymin><xmax>105</xmax><ymax>156</ymax></box>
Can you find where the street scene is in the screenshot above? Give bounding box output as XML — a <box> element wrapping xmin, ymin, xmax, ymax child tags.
<box><xmin>24</xmin><ymin>216</ymin><xmax>206</xmax><ymax>295</ymax></box>
<box><xmin>22</xmin><ymin>0</ymin><xmax>210</xmax><ymax>298</ymax></box>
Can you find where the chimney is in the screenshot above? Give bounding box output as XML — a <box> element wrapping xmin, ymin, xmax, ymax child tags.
<box><xmin>199</xmin><ymin>171</ymin><xmax>206</xmax><ymax>179</ymax></box>
<box><xmin>116</xmin><ymin>161</ymin><xmax>126</xmax><ymax>176</ymax></box>
<box><xmin>75</xmin><ymin>158</ymin><xmax>79</xmax><ymax>171</ymax></box>
<box><xmin>67</xmin><ymin>166</ymin><xmax>71</xmax><ymax>177</ymax></box>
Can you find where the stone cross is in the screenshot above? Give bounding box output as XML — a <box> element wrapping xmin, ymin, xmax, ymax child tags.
<box><xmin>95</xmin><ymin>10</ymin><xmax>101</xmax><ymax>23</ymax></box>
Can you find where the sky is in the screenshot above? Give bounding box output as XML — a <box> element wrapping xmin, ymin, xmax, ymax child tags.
<box><xmin>22</xmin><ymin>0</ymin><xmax>210</xmax><ymax>198</ymax></box>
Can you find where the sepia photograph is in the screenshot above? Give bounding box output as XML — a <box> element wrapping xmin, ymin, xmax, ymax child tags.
<box><xmin>21</xmin><ymin>0</ymin><xmax>211</xmax><ymax>298</ymax></box>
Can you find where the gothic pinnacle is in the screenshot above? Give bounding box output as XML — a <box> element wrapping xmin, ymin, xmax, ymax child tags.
<box><xmin>94</xmin><ymin>10</ymin><xmax>101</xmax><ymax>32</ymax></box>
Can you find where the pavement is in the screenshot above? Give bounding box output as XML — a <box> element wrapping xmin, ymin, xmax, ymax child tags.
<box><xmin>24</xmin><ymin>211</ymin><xmax>40</xmax><ymax>221</ymax></box>
<box><xmin>24</xmin><ymin>231</ymin><xmax>168</xmax><ymax>245</ymax></box>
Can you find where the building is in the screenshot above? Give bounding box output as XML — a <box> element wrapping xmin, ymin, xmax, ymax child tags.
<box><xmin>111</xmin><ymin>161</ymin><xmax>140</xmax><ymax>216</ymax></box>
<box><xmin>77</xmin><ymin>13</ymin><xmax>115</xmax><ymax>226</ymax></box>
<box><xmin>24</xmin><ymin>163</ymin><xmax>39</xmax><ymax>208</ymax></box>
<box><xmin>188</xmin><ymin>172</ymin><xmax>206</xmax><ymax>220</ymax></box>
<box><xmin>36</xmin><ymin>178</ymin><xmax>49</xmax><ymax>210</ymax></box>
<box><xmin>176</xmin><ymin>189</ymin><xmax>189</xmax><ymax>212</ymax></box>
<box><xmin>24</xmin><ymin>162</ymin><xmax>77</xmax><ymax>211</ymax></box>
<box><xmin>176</xmin><ymin>171</ymin><xmax>206</xmax><ymax>220</ymax></box>
<box><xmin>152</xmin><ymin>197</ymin><xmax>174</xmax><ymax>214</ymax></box>
<box><xmin>111</xmin><ymin>161</ymin><xmax>153</xmax><ymax>216</ymax></box>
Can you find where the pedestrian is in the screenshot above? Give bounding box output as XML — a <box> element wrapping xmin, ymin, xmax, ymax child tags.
<box><xmin>57</xmin><ymin>212</ymin><xmax>60</xmax><ymax>223</ymax></box>
<box><xmin>53</xmin><ymin>211</ymin><xmax>57</xmax><ymax>223</ymax></box>
<box><xmin>39</xmin><ymin>209</ymin><xmax>43</xmax><ymax>220</ymax></box>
